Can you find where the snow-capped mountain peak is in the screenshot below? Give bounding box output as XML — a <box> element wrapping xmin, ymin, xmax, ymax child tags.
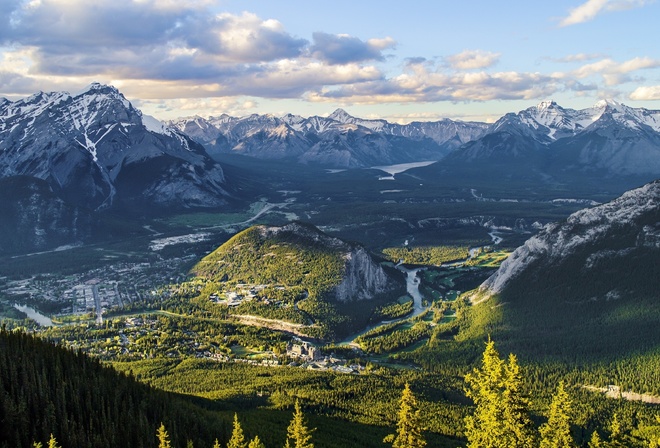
<box><xmin>593</xmin><ymin>98</ymin><xmax>624</xmax><ymax>111</ymax></box>
<box><xmin>0</xmin><ymin>84</ymin><xmax>228</xmax><ymax>210</ymax></box>
<box><xmin>328</xmin><ymin>108</ymin><xmax>353</xmax><ymax>123</ymax></box>
<box><xmin>536</xmin><ymin>100</ymin><xmax>558</xmax><ymax>111</ymax></box>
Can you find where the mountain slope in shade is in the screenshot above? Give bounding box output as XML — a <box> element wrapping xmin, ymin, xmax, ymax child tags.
<box><xmin>169</xmin><ymin>109</ymin><xmax>488</xmax><ymax>168</ymax></box>
<box><xmin>0</xmin><ymin>83</ymin><xmax>229</xmax><ymax>211</ymax></box>
<box><xmin>469</xmin><ymin>179</ymin><xmax>660</xmax><ymax>359</ymax></box>
<box><xmin>0</xmin><ymin>176</ymin><xmax>94</xmax><ymax>254</ymax></box>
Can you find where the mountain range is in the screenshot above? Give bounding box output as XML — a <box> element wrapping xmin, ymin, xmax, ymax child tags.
<box><xmin>169</xmin><ymin>108</ymin><xmax>488</xmax><ymax>168</ymax></box>
<box><xmin>172</xmin><ymin>99</ymin><xmax>660</xmax><ymax>180</ymax></box>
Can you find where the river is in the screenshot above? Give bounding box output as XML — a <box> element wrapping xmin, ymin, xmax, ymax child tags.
<box><xmin>341</xmin><ymin>264</ymin><xmax>427</xmax><ymax>344</ymax></box>
<box><xmin>400</xmin><ymin>266</ymin><xmax>425</xmax><ymax>317</ymax></box>
<box><xmin>13</xmin><ymin>304</ymin><xmax>54</xmax><ymax>326</ymax></box>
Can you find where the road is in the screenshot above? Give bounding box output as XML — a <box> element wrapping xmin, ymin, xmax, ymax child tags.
<box><xmin>92</xmin><ymin>285</ymin><xmax>103</xmax><ymax>324</ymax></box>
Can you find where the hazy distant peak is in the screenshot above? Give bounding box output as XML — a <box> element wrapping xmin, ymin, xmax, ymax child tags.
<box><xmin>328</xmin><ymin>108</ymin><xmax>353</xmax><ymax>122</ymax></box>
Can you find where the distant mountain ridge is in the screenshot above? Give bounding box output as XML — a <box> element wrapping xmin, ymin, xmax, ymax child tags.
<box><xmin>443</xmin><ymin>99</ymin><xmax>660</xmax><ymax>178</ymax></box>
<box><xmin>172</xmin><ymin>100</ymin><xmax>660</xmax><ymax>177</ymax></box>
<box><xmin>0</xmin><ymin>83</ymin><xmax>229</xmax><ymax>211</ymax></box>
<box><xmin>169</xmin><ymin>108</ymin><xmax>488</xmax><ymax>168</ymax></box>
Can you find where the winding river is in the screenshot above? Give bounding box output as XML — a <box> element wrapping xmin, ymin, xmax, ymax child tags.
<box><xmin>341</xmin><ymin>264</ymin><xmax>427</xmax><ymax>344</ymax></box>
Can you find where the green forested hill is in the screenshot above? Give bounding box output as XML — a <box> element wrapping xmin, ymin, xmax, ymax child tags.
<box><xmin>189</xmin><ymin>222</ymin><xmax>405</xmax><ymax>339</ymax></box>
<box><xmin>192</xmin><ymin>223</ymin><xmax>346</xmax><ymax>297</ymax></box>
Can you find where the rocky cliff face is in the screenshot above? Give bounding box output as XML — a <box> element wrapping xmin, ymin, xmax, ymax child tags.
<box><xmin>478</xmin><ymin>179</ymin><xmax>660</xmax><ymax>297</ymax></box>
<box><xmin>335</xmin><ymin>247</ymin><xmax>394</xmax><ymax>301</ymax></box>
<box><xmin>259</xmin><ymin>222</ymin><xmax>398</xmax><ymax>301</ymax></box>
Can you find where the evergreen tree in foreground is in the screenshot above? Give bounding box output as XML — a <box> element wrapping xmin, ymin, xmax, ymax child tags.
<box><xmin>464</xmin><ymin>339</ymin><xmax>534</xmax><ymax>448</ymax></box>
<box><xmin>248</xmin><ymin>435</ymin><xmax>266</xmax><ymax>448</ymax></box>
<box><xmin>284</xmin><ymin>400</ymin><xmax>314</xmax><ymax>448</ymax></box>
<box><xmin>157</xmin><ymin>423</ymin><xmax>172</xmax><ymax>448</ymax></box>
<box><xmin>384</xmin><ymin>383</ymin><xmax>426</xmax><ymax>448</ymax></box>
<box><xmin>47</xmin><ymin>434</ymin><xmax>60</xmax><ymax>448</ymax></box>
<box><xmin>539</xmin><ymin>381</ymin><xmax>574</xmax><ymax>448</ymax></box>
<box><xmin>587</xmin><ymin>431</ymin><xmax>603</xmax><ymax>448</ymax></box>
<box><xmin>227</xmin><ymin>413</ymin><xmax>248</xmax><ymax>448</ymax></box>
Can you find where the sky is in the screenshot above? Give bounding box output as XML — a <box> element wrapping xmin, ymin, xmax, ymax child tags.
<box><xmin>1</xmin><ymin>0</ymin><xmax>660</xmax><ymax>123</ymax></box>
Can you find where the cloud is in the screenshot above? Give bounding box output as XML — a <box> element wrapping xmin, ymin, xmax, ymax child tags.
<box><xmin>1</xmin><ymin>3</ymin><xmax>308</xmax><ymax>69</ymax></box>
<box><xmin>446</xmin><ymin>50</ymin><xmax>501</xmax><ymax>70</ymax></box>
<box><xmin>0</xmin><ymin>1</ymin><xmax>394</xmax><ymax>102</ymax></box>
<box><xmin>629</xmin><ymin>85</ymin><xmax>660</xmax><ymax>100</ymax></box>
<box><xmin>573</xmin><ymin>56</ymin><xmax>660</xmax><ymax>84</ymax></box>
<box><xmin>559</xmin><ymin>0</ymin><xmax>654</xmax><ymax>27</ymax></box>
<box><xmin>551</xmin><ymin>53</ymin><xmax>604</xmax><ymax>63</ymax></box>
<box><xmin>310</xmin><ymin>32</ymin><xmax>396</xmax><ymax>64</ymax></box>
<box><xmin>308</xmin><ymin>64</ymin><xmax>561</xmax><ymax>104</ymax></box>
<box><xmin>134</xmin><ymin>96</ymin><xmax>259</xmax><ymax>118</ymax></box>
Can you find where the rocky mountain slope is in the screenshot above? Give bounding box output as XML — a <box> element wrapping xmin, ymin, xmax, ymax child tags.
<box><xmin>0</xmin><ymin>176</ymin><xmax>94</xmax><ymax>254</ymax></box>
<box><xmin>469</xmin><ymin>179</ymin><xmax>660</xmax><ymax>359</ymax></box>
<box><xmin>169</xmin><ymin>109</ymin><xmax>488</xmax><ymax>168</ymax></box>
<box><xmin>479</xmin><ymin>179</ymin><xmax>660</xmax><ymax>296</ymax></box>
<box><xmin>174</xmin><ymin>99</ymin><xmax>660</xmax><ymax>179</ymax></box>
<box><xmin>0</xmin><ymin>83</ymin><xmax>229</xmax><ymax>211</ymax></box>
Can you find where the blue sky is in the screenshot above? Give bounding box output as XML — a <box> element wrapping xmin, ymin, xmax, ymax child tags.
<box><xmin>1</xmin><ymin>0</ymin><xmax>659</xmax><ymax>122</ymax></box>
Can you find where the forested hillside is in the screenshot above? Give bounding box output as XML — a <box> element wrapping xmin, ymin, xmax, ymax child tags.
<box><xmin>0</xmin><ymin>328</ymin><xmax>225</xmax><ymax>448</ymax></box>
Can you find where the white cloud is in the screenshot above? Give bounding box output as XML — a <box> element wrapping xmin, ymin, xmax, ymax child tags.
<box><xmin>552</xmin><ymin>53</ymin><xmax>604</xmax><ymax>63</ymax></box>
<box><xmin>447</xmin><ymin>50</ymin><xmax>501</xmax><ymax>70</ymax></box>
<box><xmin>559</xmin><ymin>0</ymin><xmax>654</xmax><ymax>27</ymax></box>
<box><xmin>629</xmin><ymin>85</ymin><xmax>660</xmax><ymax>100</ymax></box>
<box><xmin>572</xmin><ymin>56</ymin><xmax>660</xmax><ymax>86</ymax></box>
<box><xmin>308</xmin><ymin>64</ymin><xmax>562</xmax><ymax>104</ymax></box>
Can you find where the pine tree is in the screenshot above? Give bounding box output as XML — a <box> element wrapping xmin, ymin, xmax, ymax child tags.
<box><xmin>33</xmin><ymin>443</ymin><xmax>43</xmax><ymax>448</ymax></box>
<box><xmin>464</xmin><ymin>339</ymin><xmax>534</xmax><ymax>448</ymax></box>
<box><xmin>187</xmin><ymin>440</ymin><xmax>195</xmax><ymax>448</ymax></box>
<box><xmin>248</xmin><ymin>435</ymin><xmax>266</xmax><ymax>448</ymax></box>
<box><xmin>539</xmin><ymin>381</ymin><xmax>574</xmax><ymax>448</ymax></box>
<box><xmin>501</xmin><ymin>353</ymin><xmax>535</xmax><ymax>447</ymax></box>
<box><xmin>213</xmin><ymin>439</ymin><xmax>222</xmax><ymax>448</ymax></box>
<box><xmin>610</xmin><ymin>413</ymin><xmax>622</xmax><ymax>440</ymax></box>
<box><xmin>284</xmin><ymin>400</ymin><xmax>314</xmax><ymax>448</ymax></box>
<box><xmin>587</xmin><ymin>431</ymin><xmax>603</xmax><ymax>448</ymax></box>
<box><xmin>47</xmin><ymin>434</ymin><xmax>60</xmax><ymax>448</ymax></box>
<box><xmin>227</xmin><ymin>413</ymin><xmax>248</xmax><ymax>448</ymax></box>
<box><xmin>606</xmin><ymin>413</ymin><xmax>630</xmax><ymax>448</ymax></box>
<box><xmin>384</xmin><ymin>383</ymin><xmax>426</xmax><ymax>448</ymax></box>
<box><xmin>648</xmin><ymin>415</ymin><xmax>660</xmax><ymax>448</ymax></box>
<box><xmin>157</xmin><ymin>423</ymin><xmax>172</xmax><ymax>448</ymax></box>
